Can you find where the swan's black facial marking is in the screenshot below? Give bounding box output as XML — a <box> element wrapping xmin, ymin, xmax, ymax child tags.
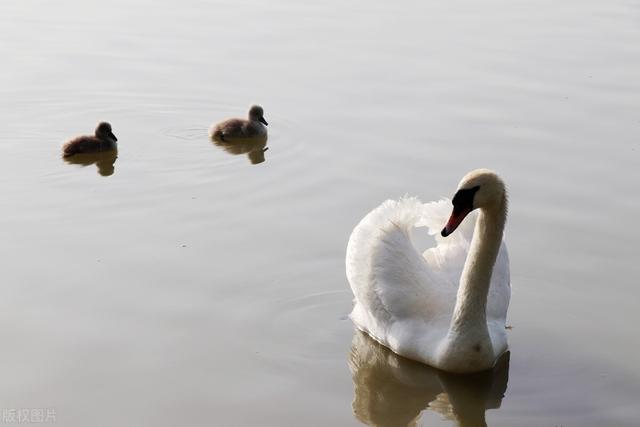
<box><xmin>441</xmin><ymin>185</ymin><xmax>481</xmax><ymax>237</ymax></box>
<box><xmin>452</xmin><ymin>185</ymin><xmax>480</xmax><ymax>214</ymax></box>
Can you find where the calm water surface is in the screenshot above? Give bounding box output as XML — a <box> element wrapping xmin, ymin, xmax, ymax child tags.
<box><xmin>1</xmin><ymin>1</ymin><xmax>639</xmax><ymax>426</ymax></box>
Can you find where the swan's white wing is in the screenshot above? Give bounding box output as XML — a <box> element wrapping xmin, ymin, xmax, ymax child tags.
<box><xmin>346</xmin><ymin>198</ymin><xmax>453</xmax><ymax>327</ymax></box>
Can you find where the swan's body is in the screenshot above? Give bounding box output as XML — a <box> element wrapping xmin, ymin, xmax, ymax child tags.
<box><xmin>346</xmin><ymin>169</ymin><xmax>510</xmax><ymax>373</ymax></box>
<box><xmin>209</xmin><ymin>105</ymin><xmax>268</xmax><ymax>141</ymax></box>
<box><xmin>62</xmin><ymin>122</ymin><xmax>117</xmax><ymax>157</ymax></box>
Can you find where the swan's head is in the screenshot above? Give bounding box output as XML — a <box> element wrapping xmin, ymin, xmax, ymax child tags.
<box><xmin>95</xmin><ymin>122</ymin><xmax>117</xmax><ymax>142</ymax></box>
<box><xmin>441</xmin><ymin>169</ymin><xmax>506</xmax><ymax>237</ymax></box>
<box><xmin>248</xmin><ymin>105</ymin><xmax>268</xmax><ymax>126</ymax></box>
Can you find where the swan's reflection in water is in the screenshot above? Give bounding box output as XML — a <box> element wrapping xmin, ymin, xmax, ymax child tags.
<box><xmin>349</xmin><ymin>331</ymin><xmax>509</xmax><ymax>427</ymax></box>
<box><xmin>211</xmin><ymin>134</ymin><xmax>268</xmax><ymax>165</ymax></box>
<box><xmin>62</xmin><ymin>150</ymin><xmax>118</xmax><ymax>176</ymax></box>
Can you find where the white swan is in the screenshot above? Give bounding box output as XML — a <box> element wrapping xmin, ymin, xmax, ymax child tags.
<box><xmin>346</xmin><ymin>169</ymin><xmax>510</xmax><ymax>373</ymax></box>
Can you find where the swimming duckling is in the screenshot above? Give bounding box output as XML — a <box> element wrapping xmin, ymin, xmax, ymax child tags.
<box><xmin>209</xmin><ymin>105</ymin><xmax>268</xmax><ymax>142</ymax></box>
<box><xmin>62</xmin><ymin>122</ymin><xmax>118</xmax><ymax>157</ymax></box>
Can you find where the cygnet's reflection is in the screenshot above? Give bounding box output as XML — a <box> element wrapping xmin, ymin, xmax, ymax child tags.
<box><xmin>62</xmin><ymin>150</ymin><xmax>118</xmax><ymax>176</ymax></box>
<box><xmin>349</xmin><ymin>331</ymin><xmax>509</xmax><ymax>427</ymax></box>
<box><xmin>211</xmin><ymin>134</ymin><xmax>268</xmax><ymax>165</ymax></box>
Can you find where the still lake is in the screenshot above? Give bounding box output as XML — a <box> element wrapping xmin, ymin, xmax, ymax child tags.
<box><xmin>1</xmin><ymin>0</ymin><xmax>639</xmax><ymax>426</ymax></box>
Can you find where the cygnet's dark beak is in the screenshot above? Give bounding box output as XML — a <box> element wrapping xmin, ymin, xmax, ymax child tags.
<box><xmin>109</xmin><ymin>131</ymin><xmax>118</xmax><ymax>142</ymax></box>
<box><xmin>260</xmin><ymin>117</ymin><xmax>268</xmax><ymax>126</ymax></box>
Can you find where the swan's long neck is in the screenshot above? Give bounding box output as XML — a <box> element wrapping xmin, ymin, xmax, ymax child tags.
<box><xmin>449</xmin><ymin>194</ymin><xmax>507</xmax><ymax>336</ymax></box>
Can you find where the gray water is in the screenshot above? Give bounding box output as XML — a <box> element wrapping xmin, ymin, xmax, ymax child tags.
<box><xmin>1</xmin><ymin>0</ymin><xmax>639</xmax><ymax>426</ymax></box>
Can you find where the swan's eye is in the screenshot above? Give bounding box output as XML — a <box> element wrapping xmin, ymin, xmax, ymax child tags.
<box><xmin>452</xmin><ymin>185</ymin><xmax>480</xmax><ymax>212</ymax></box>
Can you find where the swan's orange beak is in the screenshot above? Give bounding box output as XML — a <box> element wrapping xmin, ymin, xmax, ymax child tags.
<box><xmin>441</xmin><ymin>207</ymin><xmax>471</xmax><ymax>237</ymax></box>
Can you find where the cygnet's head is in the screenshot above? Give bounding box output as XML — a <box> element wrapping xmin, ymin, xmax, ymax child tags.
<box><xmin>248</xmin><ymin>105</ymin><xmax>268</xmax><ymax>126</ymax></box>
<box><xmin>95</xmin><ymin>122</ymin><xmax>117</xmax><ymax>142</ymax></box>
<box><xmin>441</xmin><ymin>169</ymin><xmax>506</xmax><ymax>237</ymax></box>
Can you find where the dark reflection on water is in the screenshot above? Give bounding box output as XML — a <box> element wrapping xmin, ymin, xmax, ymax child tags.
<box><xmin>210</xmin><ymin>134</ymin><xmax>268</xmax><ymax>165</ymax></box>
<box><xmin>349</xmin><ymin>331</ymin><xmax>509</xmax><ymax>427</ymax></box>
<box><xmin>62</xmin><ymin>150</ymin><xmax>118</xmax><ymax>176</ymax></box>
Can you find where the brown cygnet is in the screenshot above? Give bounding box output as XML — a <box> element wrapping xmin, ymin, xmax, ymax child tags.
<box><xmin>62</xmin><ymin>122</ymin><xmax>118</xmax><ymax>157</ymax></box>
<box><xmin>209</xmin><ymin>105</ymin><xmax>268</xmax><ymax>142</ymax></box>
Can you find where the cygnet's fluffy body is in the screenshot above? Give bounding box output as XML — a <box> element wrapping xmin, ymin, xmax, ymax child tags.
<box><xmin>209</xmin><ymin>105</ymin><xmax>268</xmax><ymax>141</ymax></box>
<box><xmin>63</xmin><ymin>122</ymin><xmax>118</xmax><ymax>157</ymax></box>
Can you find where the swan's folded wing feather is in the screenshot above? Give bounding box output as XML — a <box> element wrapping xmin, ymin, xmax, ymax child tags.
<box><xmin>347</xmin><ymin>197</ymin><xmax>452</xmax><ymax>323</ymax></box>
<box><xmin>371</xmin><ymin>222</ymin><xmax>444</xmax><ymax>319</ymax></box>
